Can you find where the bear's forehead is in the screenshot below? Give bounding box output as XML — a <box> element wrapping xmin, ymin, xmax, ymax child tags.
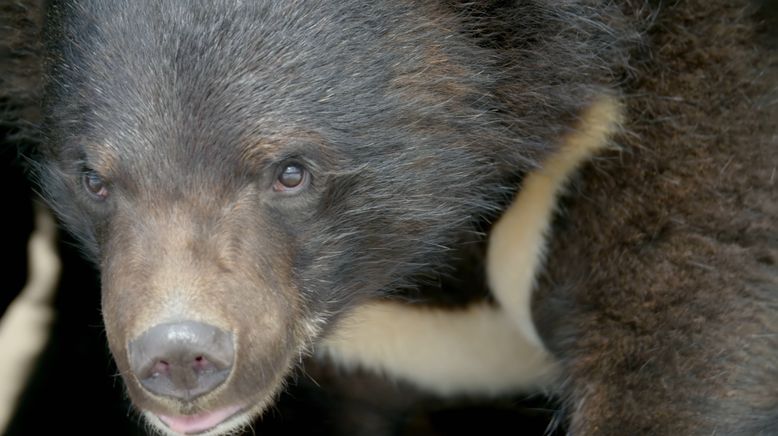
<box><xmin>50</xmin><ymin>2</ymin><xmax>420</xmax><ymax>167</ymax></box>
<box><xmin>55</xmin><ymin>1</ymin><xmax>407</xmax><ymax>102</ymax></box>
<box><xmin>50</xmin><ymin>1</ymin><xmax>488</xmax><ymax>142</ymax></box>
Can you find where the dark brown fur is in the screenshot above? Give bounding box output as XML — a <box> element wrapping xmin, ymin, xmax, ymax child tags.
<box><xmin>1</xmin><ymin>0</ymin><xmax>775</xmax><ymax>435</ymax></box>
<box><xmin>534</xmin><ymin>2</ymin><xmax>778</xmax><ymax>434</ymax></box>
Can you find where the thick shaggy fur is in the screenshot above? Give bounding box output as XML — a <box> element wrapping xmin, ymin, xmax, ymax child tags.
<box><xmin>1</xmin><ymin>1</ymin><xmax>776</xmax><ymax>435</ymax></box>
<box><xmin>531</xmin><ymin>3</ymin><xmax>778</xmax><ymax>434</ymax></box>
<box><xmin>319</xmin><ymin>95</ymin><xmax>623</xmax><ymax>398</ymax></box>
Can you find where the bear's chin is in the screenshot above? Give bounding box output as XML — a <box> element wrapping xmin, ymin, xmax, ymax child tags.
<box><xmin>143</xmin><ymin>402</ymin><xmax>260</xmax><ymax>436</ymax></box>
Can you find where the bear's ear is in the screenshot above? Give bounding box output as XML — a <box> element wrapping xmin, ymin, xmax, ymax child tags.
<box><xmin>487</xmin><ymin>95</ymin><xmax>623</xmax><ymax>348</ymax></box>
<box><xmin>316</xmin><ymin>94</ymin><xmax>623</xmax><ymax>398</ymax></box>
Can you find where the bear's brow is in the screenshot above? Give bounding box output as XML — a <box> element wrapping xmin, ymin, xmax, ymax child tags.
<box><xmin>239</xmin><ymin>132</ymin><xmax>326</xmax><ymax>167</ymax></box>
<box><xmin>83</xmin><ymin>142</ymin><xmax>121</xmax><ymax>177</ymax></box>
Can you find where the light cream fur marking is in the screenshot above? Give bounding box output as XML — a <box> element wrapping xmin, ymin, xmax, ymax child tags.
<box><xmin>318</xmin><ymin>96</ymin><xmax>623</xmax><ymax>396</ymax></box>
<box><xmin>487</xmin><ymin>96</ymin><xmax>623</xmax><ymax>347</ymax></box>
<box><xmin>317</xmin><ymin>301</ymin><xmax>557</xmax><ymax>396</ymax></box>
<box><xmin>0</xmin><ymin>205</ymin><xmax>61</xmax><ymax>432</ymax></box>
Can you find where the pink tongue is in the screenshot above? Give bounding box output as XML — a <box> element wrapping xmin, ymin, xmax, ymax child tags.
<box><xmin>159</xmin><ymin>404</ymin><xmax>243</xmax><ymax>434</ymax></box>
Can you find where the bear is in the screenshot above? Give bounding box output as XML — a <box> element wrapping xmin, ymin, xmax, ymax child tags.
<box><xmin>1</xmin><ymin>0</ymin><xmax>775</xmax><ymax>435</ymax></box>
<box><xmin>31</xmin><ymin>2</ymin><xmax>636</xmax><ymax>434</ymax></box>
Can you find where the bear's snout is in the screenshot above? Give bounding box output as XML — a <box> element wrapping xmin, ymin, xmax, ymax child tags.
<box><xmin>128</xmin><ymin>321</ymin><xmax>234</xmax><ymax>402</ymax></box>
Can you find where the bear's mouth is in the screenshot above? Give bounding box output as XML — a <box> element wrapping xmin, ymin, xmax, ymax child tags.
<box><xmin>157</xmin><ymin>404</ymin><xmax>246</xmax><ymax>435</ymax></box>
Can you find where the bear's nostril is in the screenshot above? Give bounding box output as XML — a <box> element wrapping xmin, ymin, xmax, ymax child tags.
<box><xmin>129</xmin><ymin>321</ymin><xmax>234</xmax><ymax>401</ymax></box>
<box><xmin>151</xmin><ymin>360</ymin><xmax>170</xmax><ymax>378</ymax></box>
<box><xmin>193</xmin><ymin>355</ymin><xmax>214</xmax><ymax>373</ymax></box>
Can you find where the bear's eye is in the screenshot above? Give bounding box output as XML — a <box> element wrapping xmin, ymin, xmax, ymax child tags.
<box><xmin>273</xmin><ymin>163</ymin><xmax>308</xmax><ymax>193</ymax></box>
<box><xmin>83</xmin><ymin>170</ymin><xmax>109</xmax><ymax>201</ymax></box>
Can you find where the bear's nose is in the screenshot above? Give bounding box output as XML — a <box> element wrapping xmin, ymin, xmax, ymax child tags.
<box><xmin>128</xmin><ymin>321</ymin><xmax>234</xmax><ymax>401</ymax></box>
